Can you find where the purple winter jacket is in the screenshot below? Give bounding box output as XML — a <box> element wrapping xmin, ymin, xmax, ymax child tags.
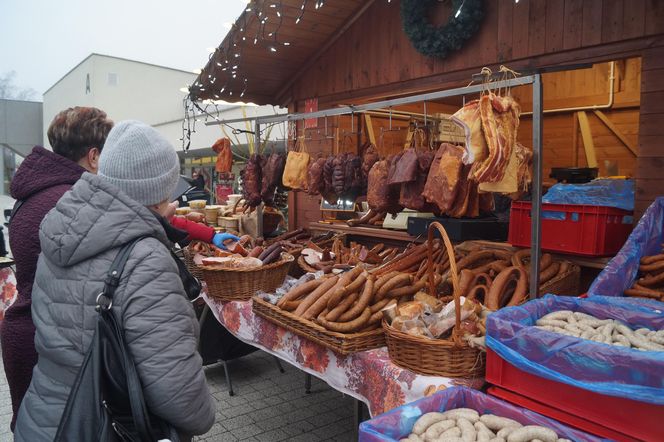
<box><xmin>0</xmin><ymin>146</ymin><xmax>85</xmax><ymax>430</ymax></box>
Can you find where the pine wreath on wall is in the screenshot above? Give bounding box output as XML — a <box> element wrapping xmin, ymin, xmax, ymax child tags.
<box><xmin>401</xmin><ymin>0</ymin><xmax>485</xmax><ymax>58</ymax></box>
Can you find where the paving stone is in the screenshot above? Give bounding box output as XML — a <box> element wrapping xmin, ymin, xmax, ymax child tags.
<box><xmin>0</xmin><ymin>348</ymin><xmax>358</xmax><ymax>441</ymax></box>
<box><xmin>253</xmin><ymin>428</ymin><xmax>291</xmax><ymax>442</ymax></box>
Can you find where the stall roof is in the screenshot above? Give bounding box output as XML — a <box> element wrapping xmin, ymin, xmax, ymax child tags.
<box><xmin>190</xmin><ymin>0</ymin><xmax>371</xmax><ymax>106</ymax></box>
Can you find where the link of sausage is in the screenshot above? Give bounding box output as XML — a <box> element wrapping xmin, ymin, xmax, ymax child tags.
<box><xmin>374</xmin><ymin>274</ymin><xmax>412</xmax><ymax>303</ymax></box>
<box><xmin>277</xmin><ymin>278</ymin><xmax>326</xmax><ymax>308</ymax></box>
<box><xmin>325</xmin><ymin>291</ymin><xmax>359</xmax><ymax>321</ymax></box>
<box><xmin>539</xmin><ymin>261</ymin><xmax>560</xmax><ymax>284</ymax></box>
<box><xmin>337</xmin><ymin>276</ymin><xmax>376</xmax><ymax>322</ymax></box>
<box><xmin>640</xmin><ymin>253</ymin><xmax>664</xmax><ymax>265</ymax></box>
<box><xmin>293</xmin><ymin>276</ymin><xmax>339</xmax><ymax>316</ymax></box>
<box><xmin>302</xmin><ymin>267</ymin><xmax>363</xmax><ymax>319</ymax></box>
<box><xmin>316</xmin><ymin>307</ymin><xmax>372</xmax><ymax>333</ymax></box>
<box><xmin>326</xmin><ymin>272</ymin><xmax>367</xmax><ymax>310</ymax></box>
<box><xmin>486</xmin><ymin>266</ymin><xmax>526</xmax><ymax>310</ymax></box>
<box><xmin>639</xmin><ymin>260</ymin><xmax>664</xmax><ymax>273</ymax></box>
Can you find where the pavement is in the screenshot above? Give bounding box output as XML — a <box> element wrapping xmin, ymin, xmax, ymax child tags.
<box><xmin>0</xmin><ymin>349</ymin><xmax>358</xmax><ymax>442</ymax></box>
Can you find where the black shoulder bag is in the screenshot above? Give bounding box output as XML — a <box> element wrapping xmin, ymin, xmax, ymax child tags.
<box><xmin>55</xmin><ymin>237</ymin><xmax>179</xmax><ymax>442</ymax></box>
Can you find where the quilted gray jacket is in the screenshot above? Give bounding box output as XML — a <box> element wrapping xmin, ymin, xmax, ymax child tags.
<box><xmin>15</xmin><ymin>173</ymin><xmax>215</xmax><ymax>441</ymax></box>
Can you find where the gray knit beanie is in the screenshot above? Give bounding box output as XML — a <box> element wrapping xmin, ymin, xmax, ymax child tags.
<box><xmin>99</xmin><ymin>120</ymin><xmax>180</xmax><ymax>206</ymax></box>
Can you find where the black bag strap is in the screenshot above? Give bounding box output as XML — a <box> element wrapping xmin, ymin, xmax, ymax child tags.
<box><xmin>97</xmin><ymin>236</ymin><xmax>157</xmax><ymax>441</ymax></box>
<box><xmin>96</xmin><ymin>236</ymin><xmax>148</xmax><ymax>311</ymax></box>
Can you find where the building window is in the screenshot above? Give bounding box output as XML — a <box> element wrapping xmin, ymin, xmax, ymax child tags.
<box><xmin>85</xmin><ymin>73</ymin><xmax>91</xmax><ymax>94</ymax></box>
<box><xmin>108</xmin><ymin>73</ymin><xmax>118</xmax><ymax>86</ymax></box>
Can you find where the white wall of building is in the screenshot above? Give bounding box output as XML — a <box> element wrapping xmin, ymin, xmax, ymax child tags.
<box><xmin>43</xmin><ymin>54</ymin><xmax>285</xmax><ymax>154</ymax></box>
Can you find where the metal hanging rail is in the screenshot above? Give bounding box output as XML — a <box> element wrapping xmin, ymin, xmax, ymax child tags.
<box><xmin>222</xmin><ymin>74</ymin><xmax>543</xmax><ymax>299</ymax></box>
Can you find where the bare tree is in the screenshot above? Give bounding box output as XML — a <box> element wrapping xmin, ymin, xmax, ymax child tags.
<box><xmin>0</xmin><ymin>71</ymin><xmax>38</xmax><ymax>100</ymax></box>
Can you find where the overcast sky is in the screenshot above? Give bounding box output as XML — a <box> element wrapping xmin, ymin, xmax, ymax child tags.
<box><xmin>1</xmin><ymin>0</ymin><xmax>247</xmax><ymax>99</ymax></box>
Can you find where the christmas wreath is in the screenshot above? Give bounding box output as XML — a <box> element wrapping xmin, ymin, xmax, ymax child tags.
<box><xmin>401</xmin><ymin>0</ymin><xmax>485</xmax><ymax>58</ymax></box>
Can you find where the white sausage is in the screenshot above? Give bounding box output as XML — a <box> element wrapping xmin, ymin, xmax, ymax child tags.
<box><xmin>616</xmin><ymin>324</ymin><xmax>664</xmax><ymax>351</ymax></box>
<box><xmin>535</xmin><ymin>319</ymin><xmax>569</xmax><ymax>328</ymax></box>
<box><xmin>401</xmin><ymin>435</ymin><xmax>423</xmax><ymax>442</ymax></box>
<box><xmin>540</xmin><ymin>311</ymin><xmax>574</xmax><ymax>321</ymax></box>
<box><xmin>412</xmin><ymin>413</ymin><xmax>447</xmax><ymax>435</ymax></box>
<box><xmin>441</xmin><ymin>408</ymin><xmax>480</xmax><ymax>423</ymax></box>
<box><xmin>487</xmin><ymin>438</ymin><xmax>506</xmax><ymax>442</ymax></box>
<box><xmin>457</xmin><ymin>418</ymin><xmax>476</xmax><ymax>442</ymax></box>
<box><xmin>438</xmin><ymin>427</ymin><xmax>461</xmax><ymax>438</ymax></box>
<box><xmin>474</xmin><ymin>421</ymin><xmax>496</xmax><ymax>442</ymax></box>
<box><xmin>506</xmin><ymin>425</ymin><xmax>558</xmax><ymax>442</ymax></box>
<box><xmin>480</xmin><ymin>414</ymin><xmax>522</xmax><ymax>431</ymax></box>
<box><xmin>497</xmin><ymin>427</ymin><xmax>519</xmax><ymax>439</ymax></box>
<box><xmin>635</xmin><ymin>328</ymin><xmax>650</xmax><ymax>336</ymax></box>
<box><xmin>423</xmin><ymin>420</ymin><xmax>456</xmax><ymax>442</ymax></box>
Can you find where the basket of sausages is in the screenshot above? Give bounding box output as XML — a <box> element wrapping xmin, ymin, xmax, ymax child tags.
<box><xmin>382</xmin><ymin>221</ymin><xmax>487</xmax><ymax>378</ymax></box>
<box><xmin>200</xmin><ymin>239</ymin><xmax>294</xmax><ymax>301</ymax></box>
<box><xmin>253</xmin><ymin>265</ymin><xmax>427</xmax><ymax>354</ymax></box>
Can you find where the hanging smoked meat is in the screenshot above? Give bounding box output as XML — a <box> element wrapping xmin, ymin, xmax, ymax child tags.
<box><xmin>387</xmin><ymin>148</ymin><xmax>419</xmax><ymax>185</ymax></box>
<box><xmin>212</xmin><ymin>137</ymin><xmax>233</xmax><ymax>173</ymax></box>
<box><xmin>361</xmin><ymin>143</ymin><xmax>380</xmax><ymax>182</ymax></box>
<box><xmin>452</xmin><ymin>100</ymin><xmax>487</xmax><ymax>166</ymax></box>
<box><xmin>479</xmin><ymin>192</ymin><xmax>495</xmax><ymax>213</ymax></box>
<box><xmin>261</xmin><ymin>152</ymin><xmax>286</xmax><ymax>205</ymax></box>
<box><xmin>367</xmin><ymin>158</ymin><xmax>402</xmax><ymax>215</ymax></box>
<box><xmin>343</xmin><ymin>153</ymin><xmax>363</xmax><ymax>200</ymax></box>
<box><xmin>332</xmin><ymin>153</ymin><xmax>348</xmax><ymax>196</ymax></box>
<box><xmin>240</xmin><ymin>154</ymin><xmax>262</xmax><ymax>208</ymax></box>
<box><xmin>399</xmin><ymin>150</ymin><xmax>437</xmax><ymax>212</ymax></box>
<box><xmin>509</xmin><ymin>142</ymin><xmax>533</xmax><ymax>201</ymax></box>
<box><xmin>307</xmin><ymin>157</ymin><xmax>326</xmax><ymax>196</ymax></box>
<box><xmin>473</xmin><ymin>93</ymin><xmax>521</xmax><ymax>183</ymax></box>
<box><xmin>322</xmin><ymin>155</ymin><xmax>338</xmax><ymax>204</ymax></box>
<box><xmin>448</xmin><ymin>165</ymin><xmax>476</xmax><ymax>218</ymax></box>
<box><xmin>422</xmin><ymin>143</ymin><xmax>465</xmax><ymax>213</ymax></box>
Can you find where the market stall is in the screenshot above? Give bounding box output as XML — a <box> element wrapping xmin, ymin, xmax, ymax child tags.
<box><xmin>178</xmin><ymin>1</ymin><xmax>664</xmax><ymax>440</ymax></box>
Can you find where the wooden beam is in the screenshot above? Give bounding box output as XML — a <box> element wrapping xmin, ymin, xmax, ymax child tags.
<box><xmin>364</xmin><ymin>114</ymin><xmax>376</xmax><ymax>145</ymax></box>
<box><xmin>577</xmin><ymin>111</ymin><xmax>598</xmax><ymax>167</ymax></box>
<box><xmin>275</xmin><ymin>0</ymin><xmax>377</xmax><ymax>104</ymax></box>
<box><xmin>593</xmin><ymin>110</ymin><xmax>638</xmax><ymax>157</ymax></box>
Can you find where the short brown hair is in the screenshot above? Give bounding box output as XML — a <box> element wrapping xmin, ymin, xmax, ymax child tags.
<box><xmin>47</xmin><ymin>107</ymin><xmax>114</xmax><ymax>162</ymax></box>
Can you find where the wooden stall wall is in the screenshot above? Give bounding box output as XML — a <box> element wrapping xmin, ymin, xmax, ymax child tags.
<box><xmin>285</xmin><ymin>0</ymin><xmax>663</xmax><ymax>106</ymax></box>
<box><xmin>513</xmin><ymin>59</ymin><xmax>641</xmax><ymax>178</ymax></box>
<box><xmin>635</xmin><ymin>47</ymin><xmax>664</xmax><ymax>220</ymax></box>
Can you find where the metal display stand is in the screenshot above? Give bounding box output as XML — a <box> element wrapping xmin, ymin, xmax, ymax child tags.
<box><xmin>210</xmin><ymin>75</ymin><xmax>544</xmax><ymax>298</ymax></box>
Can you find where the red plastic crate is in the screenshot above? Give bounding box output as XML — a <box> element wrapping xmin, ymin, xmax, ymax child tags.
<box><xmin>508</xmin><ymin>202</ymin><xmax>633</xmax><ymax>256</ymax></box>
<box><xmin>485</xmin><ymin>348</ymin><xmax>664</xmax><ymax>442</ymax></box>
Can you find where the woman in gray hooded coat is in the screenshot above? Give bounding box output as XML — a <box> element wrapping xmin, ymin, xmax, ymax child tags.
<box><xmin>15</xmin><ymin>120</ymin><xmax>215</xmax><ymax>441</ymax></box>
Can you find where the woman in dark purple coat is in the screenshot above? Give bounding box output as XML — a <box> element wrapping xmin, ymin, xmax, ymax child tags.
<box><xmin>0</xmin><ymin>107</ymin><xmax>113</xmax><ymax>430</ymax></box>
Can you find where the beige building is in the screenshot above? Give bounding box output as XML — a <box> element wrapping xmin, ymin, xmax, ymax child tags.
<box><xmin>43</xmin><ymin>53</ymin><xmax>285</xmax><ymax>154</ymax></box>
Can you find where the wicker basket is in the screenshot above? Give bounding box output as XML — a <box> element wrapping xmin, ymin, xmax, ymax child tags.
<box><xmin>383</xmin><ymin>221</ymin><xmax>486</xmax><ymax>377</ymax></box>
<box><xmin>252</xmin><ymin>297</ymin><xmax>385</xmax><ymax>354</ymax></box>
<box><xmin>201</xmin><ymin>254</ymin><xmax>294</xmax><ymax>301</ymax></box>
<box><xmin>183</xmin><ymin>247</ymin><xmax>204</xmax><ymax>280</ymax></box>
<box><xmin>539</xmin><ymin>263</ymin><xmax>581</xmax><ymax>296</ymax></box>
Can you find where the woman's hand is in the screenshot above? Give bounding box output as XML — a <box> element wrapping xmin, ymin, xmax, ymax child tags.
<box><xmin>212</xmin><ymin>233</ymin><xmax>241</xmax><ymax>250</ymax></box>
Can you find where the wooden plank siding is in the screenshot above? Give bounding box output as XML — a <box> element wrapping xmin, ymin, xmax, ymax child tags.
<box><xmin>635</xmin><ymin>46</ymin><xmax>664</xmax><ymax>220</ymax></box>
<box><xmin>287</xmin><ymin>0</ymin><xmax>663</xmax><ymax>104</ymax></box>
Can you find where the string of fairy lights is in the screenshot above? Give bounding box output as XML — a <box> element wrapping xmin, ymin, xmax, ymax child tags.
<box><xmin>180</xmin><ymin>0</ymin><xmax>522</xmax><ymax>150</ymax></box>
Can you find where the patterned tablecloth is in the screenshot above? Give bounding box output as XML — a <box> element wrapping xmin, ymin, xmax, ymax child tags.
<box><xmin>0</xmin><ymin>267</ymin><xmax>17</xmax><ymax>321</ymax></box>
<box><xmin>202</xmin><ymin>294</ymin><xmax>484</xmax><ymax>417</ymax></box>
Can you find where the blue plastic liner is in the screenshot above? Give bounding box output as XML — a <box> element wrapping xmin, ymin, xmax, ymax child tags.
<box><xmin>358</xmin><ymin>386</ymin><xmax>603</xmax><ymax>442</ymax></box>
<box><xmin>486</xmin><ymin>295</ymin><xmax>664</xmax><ymax>405</ymax></box>
<box><xmin>542</xmin><ymin>178</ymin><xmax>634</xmax><ymax>211</ymax></box>
<box><xmin>588</xmin><ymin>197</ymin><xmax>664</xmax><ymax>297</ymax></box>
